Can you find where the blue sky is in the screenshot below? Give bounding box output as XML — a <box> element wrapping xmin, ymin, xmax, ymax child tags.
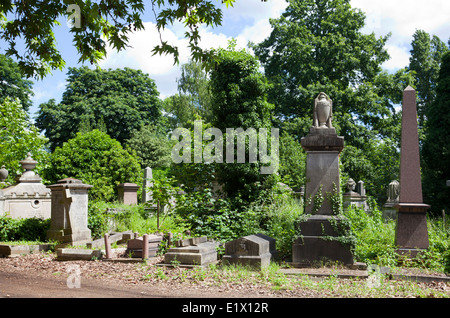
<box><xmin>27</xmin><ymin>0</ymin><xmax>450</xmax><ymax>118</ymax></box>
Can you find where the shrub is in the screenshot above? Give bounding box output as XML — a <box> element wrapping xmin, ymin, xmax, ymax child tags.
<box><xmin>43</xmin><ymin>129</ymin><xmax>142</xmax><ymax>202</ymax></box>
<box><xmin>0</xmin><ymin>216</ymin><xmax>50</xmax><ymax>242</ymax></box>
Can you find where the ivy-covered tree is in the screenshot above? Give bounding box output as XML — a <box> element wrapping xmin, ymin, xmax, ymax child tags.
<box><xmin>43</xmin><ymin>129</ymin><xmax>141</xmax><ymax>202</ymax></box>
<box><xmin>35</xmin><ymin>66</ymin><xmax>162</xmax><ymax>151</ymax></box>
<box><xmin>209</xmin><ymin>45</ymin><xmax>275</xmax><ymax>199</ymax></box>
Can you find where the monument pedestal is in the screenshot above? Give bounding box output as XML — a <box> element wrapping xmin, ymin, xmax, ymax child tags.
<box><xmin>395</xmin><ymin>204</ymin><xmax>430</xmax><ymax>257</ymax></box>
<box><xmin>292</xmin><ymin>93</ymin><xmax>353</xmax><ymax>267</ymax></box>
<box><xmin>292</xmin><ymin>215</ymin><xmax>353</xmax><ymax>267</ymax></box>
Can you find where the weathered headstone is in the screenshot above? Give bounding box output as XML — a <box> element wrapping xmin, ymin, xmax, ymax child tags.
<box><xmin>292</xmin><ymin>92</ymin><xmax>353</xmax><ymax>267</ymax></box>
<box><xmin>125</xmin><ymin>234</ymin><xmax>162</xmax><ymax>258</ymax></box>
<box><xmin>222</xmin><ymin>234</ymin><xmax>277</xmax><ymax>269</ymax></box>
<box><xmin>383</xmin><ymin>180</ymin><xmax>400</xmax><ymax>220</ymax></box>
<box><xmin>142</xmin><ymin>167</ymin><xmax>153</xmax><ymax>203</ymax></box>
<box><xmin>0</xmin><ymin>153</ymin><xmax>51</xmax><ymax>219</ymax></box>
<box><xmin>395</xmin><ymin>86</ymin><xmax>430</xmax><ymax>257</ymax></box>
<box><xmin>46</xmin><ymin>178</ymin><xmax>92</xmax><ymax>246</ymax></box>
<box><xmin>117</xmin><ymin>183</ymin><xmax>139</xmax><ymax>205</ymax></box>
<box><xmin>343</xmin><ymin>179</ymin><xmax>368</xmax><ymax>211</ymax></box>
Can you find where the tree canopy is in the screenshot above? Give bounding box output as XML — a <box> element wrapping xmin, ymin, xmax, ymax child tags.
<box><xmin>35</xmin><ymin>66</ymin><xmax>162</xmax><ymax>151</ymax></box>
<box><xmin>0</xmin><ymin>0</ymin><xmax>241</xmax><ymax>79</ymax></box>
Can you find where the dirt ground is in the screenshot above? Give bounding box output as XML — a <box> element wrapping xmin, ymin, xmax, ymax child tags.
<box><xmin>0</xmin><ymin>253</ymin><xmax>449</xmax><ymax>301</ymax></box>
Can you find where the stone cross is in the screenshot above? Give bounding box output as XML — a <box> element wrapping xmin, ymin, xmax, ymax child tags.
<box><xmin>395</xmin><ymin>86</ymin><xmax>429</xmax><ymax>257</ymax></box>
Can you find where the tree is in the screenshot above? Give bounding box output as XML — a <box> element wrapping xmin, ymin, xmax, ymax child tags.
<box><xmin>35</xmin><ymin>66</ymin><xmax>162</xmax><ymax>151</ymax></box>
<box><xmin>0</xmin><ymin>0</ymin><xmax>239</xmax><ymax>79</ymax></box>
<box><xmin>125</xmin><ymin>125</ymin><xmax>172</xmax><ymax>169</ymax></box>
<box><xmin>409</xmin><ymin>30</ymin><xmax>449</xmax><ymax>129</ymax></box>
<box><xmin>209</xmin><ymin>45</ymin><xmax>275</xmax><ymax>199</ymax></box>
<box><xmin>252</xmin><ymin>0</ymin><xmax>415</xmax><ymax>204</ymax></box>
<box><xmin>422</xmin><ymin>51</ymin><xmax>450</xmax><ymax>215</ymax></box>
<box><xmin>0</xmin><ymin>98</ymin><xmax>48</xmax><ymax>181</ymax></box>
<box><xmin>0</xmin><ymin>55</ymin><xmax>33</xmax><ymax>112</ymax></box>
<box><xmin>43</xmin><ymin>129</ymin><xmax>142</xmax><ymax>202</ymax></box>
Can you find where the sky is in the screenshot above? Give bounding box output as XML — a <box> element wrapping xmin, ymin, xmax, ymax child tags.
<box><xmin>28</xmin><ymin>0</ymin><xmax>450</xmax><ymax>118</ymax></box>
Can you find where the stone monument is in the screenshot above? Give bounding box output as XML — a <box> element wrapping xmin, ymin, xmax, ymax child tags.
<box><xmin>142</xmin><ymin>167</ymin><xmax>153</xmax><ymax>203</ymax></box>
<box><xmin>292</xmin><ymin>92</ymin><xmax>353</xmax><ymax>267</ymax></box>
<box><xmin>46</xmin><ymin>178</ymin><xmax>93</xmax><ymax>246</ymax></box>
<box><xmin>343</xmin><ymin>179</ymin><xmax>368</xmax><ymax>211</ymax></box>
<box><xmin>222</xmin><ymin>234</ymin><xmax>277</xmax><ymax>269</ymax></box>
<box><xmin>395</xmin><ymin>86</ymin><xmax>429</xmax><ymax>257</ymax></box>
<box><xmin>0</xmin><ymin>153</ymin><xmax>51</xmax><ymax>219</ymax></box>
<box><xmin>383</xmin><ymin>180</ymin><xmax>400</xmax><ymax>220</ymax></box>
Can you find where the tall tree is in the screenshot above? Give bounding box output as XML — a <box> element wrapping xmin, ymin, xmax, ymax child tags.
<box><xmin>422</xmin><ymin>51</ymin><xmax>450</xmax><ymax>215</ymax></box>
<box><xmin>409</xmin><ymin>30</ymin><xmax>449</xmax><ymax>129</ymax></box>
<box><xmin>0</xmin><ymin>55</ymin><xmax>33</xmax><ymax>112</ymax></box>
<box><xmin>35</xmin><ymin>66</ymin><xmax>162</xmax><ymax>151</ymax></box>
<box><xmin>0</xmin><ymin>0</ymin><xmax>238</xmax><ymax>79</ymax></box>
<box><xmin>209</xmin><ymin>45</ymin><xmax>274</xmax><ymax>199</ymax></box>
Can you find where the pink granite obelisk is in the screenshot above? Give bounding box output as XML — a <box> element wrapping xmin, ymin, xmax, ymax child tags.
<box><xmin>395</xmin><ymin>86</ymin><xmax>429</xmax><ymax>257</ymax></box>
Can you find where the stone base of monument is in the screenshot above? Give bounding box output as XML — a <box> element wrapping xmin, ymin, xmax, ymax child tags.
<box><xmin>161</xmin><ymin>240</ymin><xmax>220</xmax><ymax>267</ymax></box>
<box><xmin>291</xmin><ymin>215</ymin><xmax>354</xmax><ymax>267</ymax></box>
<box><xmin>395</xmin><ymin>208</ymin><xmax>429</xmax><ymax>259</ymax></box>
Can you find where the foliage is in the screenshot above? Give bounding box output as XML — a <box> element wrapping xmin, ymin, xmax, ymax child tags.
<box><xmin>0</xmin><ymin>98</ymin><xmax>49</xmax><ymax>181</ymax></box>
<box><xmin>0</xmin><ymin>0</ymin><xmax>238</xmax><ymax>78</ymax></box>
<box><xmin>0</xmin><ymin>54</ymin><xmax>33</xmax><ymax>112</ymax></box>
<box><xmin>422</xmin><ymin>51</ymin><xmax>450</xmax><ymax>215</ymax></box>
<box><xmin>35</xmin><ymin>67</ymin><xmax>162</xmax><ymax>151</ymax></box>
<box><xmin>42</xmin><ymin>129</ymin><xmax>142</xmax><ymax>202</ymax></box>
<box><xmin>163</xmin><ymin>60</ymin><xmax>213</xmax><ymax>129</ymax></box>
<box><xmin>0</xmin><ymin>216</ymin><xmax>51</xmax><ymax>242</ymax></box>
<box><xmin>125</xmin><ymin>125</ymin><xmax>172</xmax><ymax>169</ymax></box>
<box><xmin>146</xmin><ymin>176</ymin><xmax>181</xmax><ymax>229</ymax></box>
<box><xmin>409</xmin><ymin>30</ymin><xmax>449</xmax><ymax>129</ymax></box>
<box><xmin>209</xmin><ymin>45</ymin><xmax>275</xmax><ymax>199</ymax></box>
<box><xmin>344</xmin><ymin>203</ymin><xmax>398</xmax><ymax>267</ymax></box>
<box><xmin>278</xmin><ymin>132</ymin><xmax>306</xmax><ymax>190</ymax></box>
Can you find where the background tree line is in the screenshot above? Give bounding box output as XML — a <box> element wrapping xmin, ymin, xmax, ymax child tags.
<box><xmin>1</xmin><ymin>0</ymin><xmax>449</xmax><ymax>215</ymax></box>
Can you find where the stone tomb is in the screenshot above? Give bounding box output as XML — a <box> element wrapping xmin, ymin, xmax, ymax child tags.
<box><xmin>125</xmin><ymin>234</ymin><xmax>162</xmax><ymax>258</ymax></box>
<box><xmin>0</xmin><ymin>153</ymin><xmax>51</xmax><ymax>219</ymax></box>
<box><xmin>163</xmin><ymin>237</ymin><xmax>219</xmax><ymax>267</ymax></box>
<box><xmin>222</xmin><ymin>234</ymin><xmax>277</xmax><ymax>269</ymax></box>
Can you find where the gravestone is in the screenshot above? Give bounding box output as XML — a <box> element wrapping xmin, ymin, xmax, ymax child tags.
<box><xmin>142</xmin><ymin>167</ymin><xmax>153</xmax><ymax>203</ymax></box>
<box><xmin>125</xmin><ymin>234</ymin><xmax>162</xmax><ymax>258</ymax></box>
<box><xmin>117</xmin><ymin>183</ymin><xmax>139</xmax><ymax>205</ymax></box>
<box><xmin>343</xmin><ymin>179</ymin><xmax>368</xmax><ymax>211</ymax></box>
<box><xmin>46</xmin><ymin>178</ymin><xmax>93</xmax><ymax>246</ymax></box>
<box><xmin>222</xmin><ymin>234</ymin><xmax>277</xmax><ymax>269</ymax></box>
<box><xmin>0</xmin><ymin>153</ymin><xmax>51</xmax><ymax>219</ymax></box>
<box><xmin>383</xmin><ymin>180</ymin><xmax>400</xmax><ymax>220</ymax></box>
<box><xmin>163</xmin><ymin>237</ymin><xmax>219</xmax><ymax>267</ymax></box>
<box><xmin>395</xmin><ymin>86</ymin><xmax>429</xmax><ymax>257</ymax></box>
<box><xmin>292</xmin><ymin>92</ymin><xmax>353</xmax><ymax>267</ymax></box>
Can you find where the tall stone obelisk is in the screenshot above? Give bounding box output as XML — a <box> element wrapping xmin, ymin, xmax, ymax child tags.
<box><xmin>291</xmin><ymin>92</ymin><xmax>353</xmax><ymax>267</ymax></box>
<box><xmin>395</xmin><ymin>86</ymin><xmax>429</xmax><ymax>257</ymax></box>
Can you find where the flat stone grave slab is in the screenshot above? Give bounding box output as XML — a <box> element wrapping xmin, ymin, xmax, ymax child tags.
<box><xmin>162</xmin><ymin>240</ymin><xmax>220</xmax><ymax>267</ymax></box>
<box><xmin>0</xmin><ymin>244</ymin><xmax>52</xmax><ymax>257</ymax></box>
<box><xmin>86</xmin><ymin>230</ymin><xmax>134</xmax><ymax>249</ymax></box>
<box><xmin>56</xmin><ymin>248</ymin><xmax>102</xmax><ymax>261</ymax></box>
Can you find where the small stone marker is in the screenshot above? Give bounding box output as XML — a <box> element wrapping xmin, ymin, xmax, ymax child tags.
<box><xmin>117</xmin><ymin>183</ymin><xmax>139</xmax><ymax>205</ymax></box>
<box><xmin>125</xmin><ymin>234</ymin><xmax>162</xmax><ymax>258</ymax></box>
<box><xmin>395</xmin><ymin>86</ymin><xmax>430</xmax><ymax>257</ymax></box>
<box><xmin>222</xmin><ymin>234</ymin><xmax>277</xmax><ymax>269</ymax></box>
<box><xmin>104</xmin><ymin>234</ymin><xmax>112</xmax><ymax>259</ymax></box>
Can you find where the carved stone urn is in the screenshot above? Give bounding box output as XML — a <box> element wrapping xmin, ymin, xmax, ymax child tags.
<box><xmin>316</xmin><ymin>93</ymin><xmax>331</xmax><ymax>128</ymax></box>
<box><xmin>0</xmin><ymin>165</ymin><xmax>8</xmax><ymax>182</ymax></box>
